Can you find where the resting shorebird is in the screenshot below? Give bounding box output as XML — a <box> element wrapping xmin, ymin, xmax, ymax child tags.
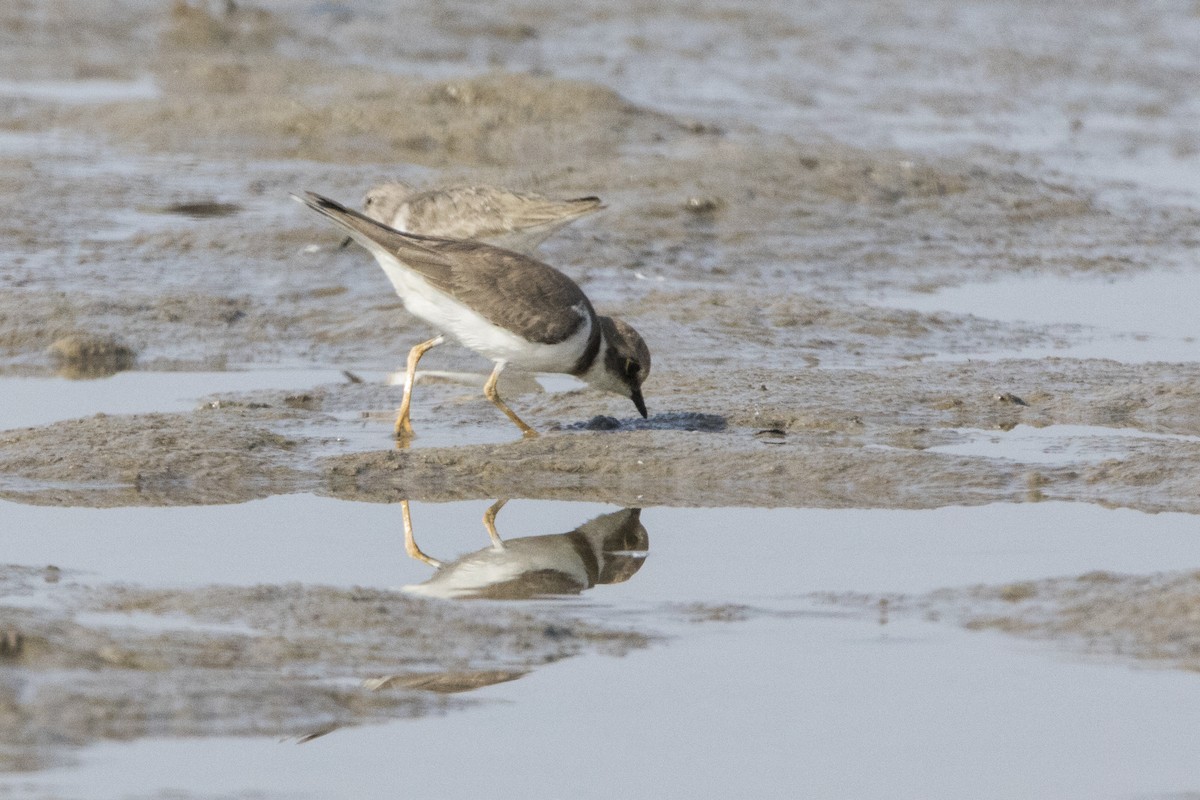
<box><xmin>337</xmin><ymin>182</ymin><xmax>603</xmax><ymax>255</ymax></box>
<box><xmin>296</xmin><ymin>191</ymin><xmax>650</xmax><ymax>438</ymax></box>
<box><xmin>401</xmin><ymin>499</ymin><xmax>649</xmax><ymax>600</ymax></box>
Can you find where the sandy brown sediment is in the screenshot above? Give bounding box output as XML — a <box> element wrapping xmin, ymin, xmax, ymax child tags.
<box><xmin>15</xmin><ymin>0</ymin><xmax>684</xmax><ymax>170</ymax></box>
<box><xmin>1</xmin><ymin>359</ymin><xmax>1199</xmax><ymax>511</ymax></box>
<box><xmin>0</xmin><ymin>406</ymin><xmax>316</xmax><ymax>507</ymax></box>
<box><xmin>0</xmin><ymin>41</ymin><xmax>1190</xmax><ymax>374</ymax></box>
<box><xmin>322</xmin><ymin>353</ymin><xmax>1200</xmax><ymax>512</ymax></box>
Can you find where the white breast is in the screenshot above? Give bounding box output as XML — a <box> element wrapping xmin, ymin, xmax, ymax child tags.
<box><xmin>369</xmin><ymin>248</ymin><xmax>592</xmax><ymax>372</ymax></box>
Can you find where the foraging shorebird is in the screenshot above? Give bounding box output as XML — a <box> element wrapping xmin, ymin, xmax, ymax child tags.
<box><xmin>338</xmin><ymin>182</ymin><xmax>604</xmax><ymax>255</ymax></box>
<box><xmin>401</xmin><ymin>499</ymin><xmax>649</xmax><ymax>600</ymax></box>
<box><xmin>296</xmin><ymin>191</ymin><xmax>650</xmax><ymax>438</ymax></box>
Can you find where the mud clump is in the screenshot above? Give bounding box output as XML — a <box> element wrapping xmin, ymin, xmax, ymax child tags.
<box><xmin>161</xmin><ymin>200</ymin><xmax>242</xmax><ymax>218</ymax></box>
<box><xmin>58</xmin><ymin>59</ymin><xmax>679</xmax><ymax>168</ymax></box>
<box><xmin>830</xmin><ymin>570</ymin><xmax>1200</xmax><ymax>674</ymax></box>
<box><xmin>46</xmin><ymin>333</ymin><xmax>136</xmax><ymax>378</ymax></box>
<box><xmin>0</xmin><ymin>407</ymin><xmax>313</xmax><ymax>507</ymax></box>
<box><xmin>162</xmin><ymin>0</ymin><xmax>282</xmax><ymax>53</ymax></box>
<box><xmin>797</xmin><ymin>152</ymin><xmax>969</xmax><ymax>204</ymax></box>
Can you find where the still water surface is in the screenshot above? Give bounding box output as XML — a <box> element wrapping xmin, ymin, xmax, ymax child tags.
<box><xmin>2</xmin><ymin>495</ymin><xmax>1199</xmax><ymax>798</ymax></box>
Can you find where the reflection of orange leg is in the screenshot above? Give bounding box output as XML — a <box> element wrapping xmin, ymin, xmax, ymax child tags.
<box><xmin>483</xmin><ymin>499</ymin><xmax>509</xmax><ymax>550</ymax></box>
<box><xmin>395</xmin><ymin>335</ymin><xmax>445</xmax><ymax>438</ymax></box>
<box><xmin>402</xmin><ymin>500</ymin><xmax>442</xmax><ymax>568</ymax></box>
<box><xmin>483</xmin><ymin>363</ymin><xmax>538</xmax><ymax>438</ymax></box>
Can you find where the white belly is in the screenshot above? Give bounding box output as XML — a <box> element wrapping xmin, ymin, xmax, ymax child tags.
<box><xmin>371</xmin><ymin>250</ymin><xmax>591</xmax><ymax>372</ymax></box>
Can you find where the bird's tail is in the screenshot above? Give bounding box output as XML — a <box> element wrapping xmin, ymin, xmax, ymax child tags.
<box><xmin>292</xmin><ymin>191</ymin><xmax>448</xmax><ymax>251</ymax></box>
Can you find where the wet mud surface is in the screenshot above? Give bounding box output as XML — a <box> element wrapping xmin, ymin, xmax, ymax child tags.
<box><xmin>3</xmin><ymin>359</ymin><xmax>1199</xmax><ymax>513</ymax></box>
<box><xmin>0</xmin><ymin>563</ymin><xmax>649</xmax><ymax>772</ymax></box>
<box><xmin>2</xmin><ymin>3</ymin><xmax>1198</xmax><ymax>516</ymax></box>
<box><xmin>4</xmin><ymin>0</ymin><xmax>1200</xmax><ymax>789</ymax></box>
<box><xmin>826</xmin><ymin>569</ymin><xmax>1200</xmax><ymax>675</ymax></box>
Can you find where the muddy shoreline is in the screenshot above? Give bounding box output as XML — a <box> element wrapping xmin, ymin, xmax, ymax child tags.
<box><xmin>824</xmin><ymin>568</ymin><xmax>1200</xmax><ymax>675</ymax></box>
<box><xmin>2</xmin><ymin>4</ymin><xmax>1198</xmax><ymax>515</ymax></box>
<box><xmin>0</xmin><ymin>565</ymin><xmax>652</xmax><ymax>773</ymax></box>
<box><xmin>4</xmin><ymin>0</ymin><xmax>1200</xmax><ymax>787</ymax></box>
<box><xmin>3</xmin><ymin>357</ymin><xmax>1199</xmax><ymax>512</ymax></box>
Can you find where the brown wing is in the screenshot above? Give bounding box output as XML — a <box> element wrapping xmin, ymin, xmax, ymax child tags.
<box><xmin>405</xmin><ymin>186</ymin><xmax>603</xmax><ymax>239</ymax></box>
<box><xmin>432</xmin><ymin>240</ymin><xmax>595</xmax><ymax>344</ymax></box>
<box><xmin>297</xmin><ymin>192</ymin><xmax>594</xmax><ymax>345</ymax></box>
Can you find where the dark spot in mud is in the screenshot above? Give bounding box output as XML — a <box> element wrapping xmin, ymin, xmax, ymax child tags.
<box><xmin>162</xmin><ymin>201</ymin><xmax>243</xmax><ymax>218</ymax></box>
<box><xmin>0</xmin><ymin>629</ymin><xmax>23</xmax><ymax>659</ymax></box>
<box><xmin>563</xmin><ymin>412</ymin><xmax>727</xmax><ymax>433</ymax></box>
<box><xmin>684</xmin><ymin>195</ymin><xmax>724</xmax><ymax>214</ymax></box>
<box><xmin>754</xmin><ymin>428</ymin><xmax>787</xmax><ymax>443</ymax></box>
<box><xmin>284</xmin><ymin>393</ymin><xmax>320</xmax><ymax>410</ymax></box>
<box><xmin>577</xmin><ymin>415</ymin><xmax>621</xmax><ymax>431</ymax></box>
<box><xmin>994</xmin><ymin>392</ymin><xmax>1029</xmax><ymax>406</ymax></box>
<box><xmin>683</xmin><ymin>120</ymin><xmax>724</xmax><ymax>135</ymax></box>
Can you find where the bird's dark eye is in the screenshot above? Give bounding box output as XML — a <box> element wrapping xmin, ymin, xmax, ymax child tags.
<box><xmin>623</xmin><ymin>358</ymin><xmax>640</xmax><ymax>378</ymax></box>
<box><xmin>364</xmin><ymin>196</ymin><xmax>374</xmax><ymax>206</ymax></box>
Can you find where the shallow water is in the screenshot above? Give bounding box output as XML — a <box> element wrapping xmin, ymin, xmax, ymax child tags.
<box><xmin>0</xmin><ymin>369</ymin><xmax>353</xmax><ymax>430</ymax></box>
<box><xmin>0</xmin><ymin>76</ymin><xmax>159</xmax><ymax>104</ymax></box>
<box><xmin>5</xmin><ymin>496</ymin><xmax>1199</xmax><ymax>597</ymax></box>
<box><xmin>882</xmin><ymin>269</ymin><xmax>1200</xmax><ymax>363</ymax></box>
<box><xmin>25</xmin><ymin>616</ymin><xmax>1199</xmax><ymax>800</ymax></box>
<box><xmin>929</xmin><ymin>424</ymin><xmax>1200</xmax><ymax>466</ymax></box>
<box><xmin>0</xmin><ymin>608</ymin><xmax>1191</xmax><ymax>800</ymax></box>
<box><xmin>3</xmin><ymin>496</ymin><xmax>1200</xmax><ymax>798</ymax></box>
<box><xmin>0</xmin><ymin>368</ymin><xmax>547</xmax><ymax>455</ymax></box>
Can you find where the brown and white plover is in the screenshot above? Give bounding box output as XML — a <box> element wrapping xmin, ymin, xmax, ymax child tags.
<box><xmin>296</xmin><ymin>191</ymin><xmax>649</xmax><ymax>438</ymax></box>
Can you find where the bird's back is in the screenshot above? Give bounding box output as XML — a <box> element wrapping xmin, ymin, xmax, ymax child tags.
<box><xmin>394</xmin><ymin>186</ymin><xmax>603</xmax><ymax>253</ymax></box>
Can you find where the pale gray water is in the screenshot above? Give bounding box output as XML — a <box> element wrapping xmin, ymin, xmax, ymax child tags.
<box><xmin>880</xmin><ymin>269</ymin><xmax>1200</xmax><ymax>363</ymax></box>
<box><xmin>3</xmin><ymin>495</ymin><xmax>1200</xmax><ymax>799</ymax></box>
<box><xmin>3</xmin><ymin>496</ymin><xmax>1198</xmax><ymax>598</ymax></box>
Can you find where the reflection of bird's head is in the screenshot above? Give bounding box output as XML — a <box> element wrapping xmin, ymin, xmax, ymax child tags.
<box><xmin>403</xmin><ymin>507</ymin><xmax>648</xmax><ymax>600</ymax></box>
<box><xmin>577</xmin><ymin>508</ymin><xmax>649</xmax><ymax>585</ymax></box>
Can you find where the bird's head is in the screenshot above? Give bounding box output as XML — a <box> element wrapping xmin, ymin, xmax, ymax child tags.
<box><xmin>594</xmin><ymin>315</ymin><xmax>651</xmax><ymax>418</ymax></box>
<box><xmin>361</xmin><ymin>181</ymin><xmax>415</xmax><ymax>224</ymax></box>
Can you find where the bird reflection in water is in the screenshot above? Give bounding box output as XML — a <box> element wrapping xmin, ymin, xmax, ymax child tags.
<box><xmin>293</xmin><ymin>500</ymin><xmax>648</xmax><ymax>742</ymax></box>
<box><xmin>401</xmin><ymin>499</ymin><xmax>649</xmax><ymax>600</ymax></box>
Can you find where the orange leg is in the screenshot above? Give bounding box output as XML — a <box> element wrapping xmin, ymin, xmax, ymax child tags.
<box><xmin>483</xmin><ymin>363</ymin><xmax>538</xmax><ymax>438</ymax></box>
<box><xmin>395</xmin><ymin>335</ymin><xmax>445</xmax><ymax>438</ymax></box>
